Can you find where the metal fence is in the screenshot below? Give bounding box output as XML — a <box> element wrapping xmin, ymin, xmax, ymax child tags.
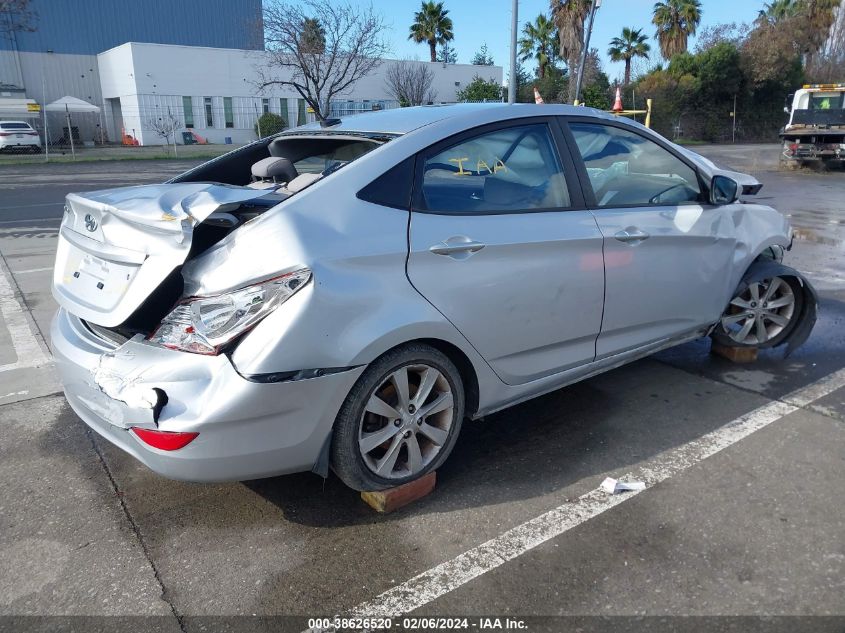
<box><xmin>328</xmin><ymin>100</ymin><xmax>400</xmax><ymax>118</ymax></box>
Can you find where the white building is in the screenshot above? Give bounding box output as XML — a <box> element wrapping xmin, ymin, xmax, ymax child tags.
<box><xmin>98</xmin><ymin>42</ymin><xmax>503</xmax><ymax>146</ymax></box>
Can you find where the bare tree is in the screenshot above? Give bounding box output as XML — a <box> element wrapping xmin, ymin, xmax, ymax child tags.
<box><xmin>146</xmin><ymin>112</ymin><xmax>183</xmax><ymax>157</ymax></box>
<box><xmin>0</xmin><ymin>0</ymin><xmax>37</xmax><ymax>40</ymax></box>
<box><xmin>385</xmin><ymin>60</ymin><xmax>437</xmax><ymax>106</ymax></box>
<box><xmin>258</xmin><ymin>0</ymin><xmax>390</xmax><ymax>122</ymax></box>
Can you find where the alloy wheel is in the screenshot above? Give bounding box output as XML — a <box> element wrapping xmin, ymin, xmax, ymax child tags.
<box><xmin>720</xmin><ymin>277</ymin><xmax>796</xmax><ymax>346</ymax></box>
<box><xmin>358</xmin><ymin>363</ymin><xmax>454</xmax><ymax>480</ymax></box>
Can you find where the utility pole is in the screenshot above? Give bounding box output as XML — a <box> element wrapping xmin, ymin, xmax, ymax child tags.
<box><xmin>574</xmin><ymin>0</ymin><xmax>601</xmax><ymax>105</ymax></box>
<box><xmin>731</xmin><ymin>94</ymin><xmax>737</xmax><ymax>143</ymax></box>
<box><xmin>508</xmin><ymin>0</ymin><xmax>518</xmax><ymax>104</ymax></box>
<box><xmin>41</xmin><ymin>69</ymin><xmax>49</xmax><ymax>163</ymax></box>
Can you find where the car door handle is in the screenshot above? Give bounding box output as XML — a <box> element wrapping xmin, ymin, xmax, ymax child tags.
<box><xmin>614</xmin><ymin>228</ymin><xmax>650</xmax><ymax>243</ymax></box>
<box><xmin>429</xmin><ymin>238</ymin><xmax>486</xmax><ymax>257</ymax></box>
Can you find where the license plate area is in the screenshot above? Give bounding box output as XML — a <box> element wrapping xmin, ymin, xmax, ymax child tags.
<box><xmin>59</xmin><ymin>247</ymin><xmax>141</xmax><ymax>312</ymax></box>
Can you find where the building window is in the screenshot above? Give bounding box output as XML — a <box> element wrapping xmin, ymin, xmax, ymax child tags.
<box><xmin>204</xmin><ymin>97</ymin><xmax>213</xmax><ymax>128</ymax></box>
<box><xmin>223</xmin><ymin>97</ymin><xmax>234</xmax><ymax>128</ymax></box>
<box><xmin>262</xmin><ymin>98</ymin><xmax>270</xmax><ymax>114</ymax></box>
<box><xmin>279</xmin><ymin>98</ymin><xmax>288</xmax><ymax>126</ymax></box>
<box><xmin>182</xmin><ymin>96</ymin><xmax>194</xmax><ymax>128</ymax></box>
<box><xmin>297</xmin><ymin>98</ymin><xmax>306</xmax><ymax>126</ymax></box>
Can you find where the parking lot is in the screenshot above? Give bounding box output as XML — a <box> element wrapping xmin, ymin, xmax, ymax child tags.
<box><xmin>0</xmin><ymin>144</ymin><xmax>843</xmax><ymax>632</ymax></box>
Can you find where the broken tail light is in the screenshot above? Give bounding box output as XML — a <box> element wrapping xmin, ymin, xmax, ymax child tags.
<box><xmin>149</xmin><ymin>268</ymin><xmax>311</xmax><ymax>355</ymax></box>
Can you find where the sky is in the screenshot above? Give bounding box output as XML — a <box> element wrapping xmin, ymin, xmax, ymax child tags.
<box><xmin>366</xmin><ymin>0</ymin><xmax>766</xmax><ymax>81</ymax></box>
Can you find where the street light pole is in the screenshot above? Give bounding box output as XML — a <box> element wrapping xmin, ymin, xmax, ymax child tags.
<box><xmin>508</xmin><ymin>0</ymin><xmax>518</xmax><ymax>104</ymax></box>
<box><xmin>573</xmin><ymin>0</ymin><xmax>601</xmax><ymax>105</ymax></box>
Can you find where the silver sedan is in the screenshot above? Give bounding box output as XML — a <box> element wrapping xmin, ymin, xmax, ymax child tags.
<box><xmin>50</xmin><ymin>104</ymin><xmax>816</xmax><ymax>490</ymax></box>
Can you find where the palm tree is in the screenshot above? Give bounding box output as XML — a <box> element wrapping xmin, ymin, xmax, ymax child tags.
<box><xmin>409</xmin><ymin>1</ymin><xmax>454</xmax><ymax>63</ymax></box>
<box><xmin>519</xmin><ymin>14</ymin><xmax>557</xmax><ymax>79</ymax></box>
<box><xmin>652</xmin><ymin>0</ymin><xmax>702</xmax><ymax>60</ymax></box>
<box><xmin>756</xmin><ymin>0</ymin><xmax>800</xmax><ymax>25</ymax></box>
<box><xmin>608</xmin><ymin>27</ymin><xmax>650</xmax><ymax>85</ymax></box>
<box><xmin>550</xmin><ymin>0</ymin><xmax>593</xmax><ymax>102</ymax></box>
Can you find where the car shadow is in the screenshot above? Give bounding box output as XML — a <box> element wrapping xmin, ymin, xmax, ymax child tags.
<box><xmin>244</xmin><ymin>296</ymin><xmax>845</xmax><ymax>528</ymax></box>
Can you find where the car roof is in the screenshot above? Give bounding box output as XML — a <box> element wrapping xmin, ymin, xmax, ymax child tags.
<box><xmin>293</xmin><ymin>103</ymin><xmax>618</xmax><ymax>135</ymax></box>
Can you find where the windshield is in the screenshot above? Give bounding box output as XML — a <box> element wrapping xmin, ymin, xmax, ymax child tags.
<box><xmin>292</xmin><ymin>139</ymin><xmax>380</xmax><ymax>174</ymax></box>
<box><xmin>0</xmin><ymin>122</ymin><xmax>33</xmax><ymax>130</ymax></box>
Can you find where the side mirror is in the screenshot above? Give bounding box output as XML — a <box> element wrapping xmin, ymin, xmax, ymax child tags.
<box><xmin>783</xmin><ymin>106</ymin><xmax>790</xmax><ymax>114</ymax></box>
<box><xmin>710</xmin><ymin>175</ymin><xmax>739</xmax><ymax>205</ymax></box>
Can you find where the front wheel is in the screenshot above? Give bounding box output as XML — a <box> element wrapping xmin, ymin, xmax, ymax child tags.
<box><xmin>330</xmin><ymin>344</ymin><xmax>465</xmax><ymax>491</ymax></box>
<box><xmin>713</xmin><ymin>275</ymin><xmax>804</xmax><ymax>348</ymax></box>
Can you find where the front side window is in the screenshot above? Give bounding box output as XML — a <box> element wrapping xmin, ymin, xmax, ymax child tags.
<box><xmin>421</xmin><ymin>123</ymin><xmax>570</xmax><ymax>214</ymax></box>
<box><xmin>570</xmin><ymin>122</ymin><xmax>701</xmax><ymax>207</ymax></box>
<box><xmin>223</xmin><ymin>97</ymin><xmax>234</xmax><ymax>128</ymax></box>
<box><xmin>182</xmin><ymin>96</ymin><xmax>194</xmax><ymax>128</ymax></box>
<box><xmin>204</xmin><ymin>97</ymin><xmax>213</xmax><ymax>127</ymax></box>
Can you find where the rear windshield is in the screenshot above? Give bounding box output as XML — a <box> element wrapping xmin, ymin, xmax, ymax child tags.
<box><xmin>0</xmin><ymin>123</ymin><xmax>32</xmax><ymax>130</ymax></box>
<box><xmin>810</xmin><ymin>92</ymin><xmax>843</xmax><ymax>109</ymax></box>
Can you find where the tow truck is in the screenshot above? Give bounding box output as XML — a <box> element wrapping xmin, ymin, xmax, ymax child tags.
<box><xmin>780</xmin><ymin>83</ymin><xmax>845</xmax><ymax>168</ymax></box>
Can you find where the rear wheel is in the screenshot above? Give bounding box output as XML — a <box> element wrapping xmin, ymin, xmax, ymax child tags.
<box><xmin>331</xmin><ymin>344</ymin><xmax>464</xmax><ymax>491</ymax></box>
<box><xmin>713</xmin><ymin>276</ymin><xmax>804</xmax><ymax>348</ymax></box>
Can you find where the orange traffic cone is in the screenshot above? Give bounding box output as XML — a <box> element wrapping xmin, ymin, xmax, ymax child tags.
<box><xmin>533</xmin><ymin>86</ymin><xmax>545</xmax><ymax>104</ymax></box>
<box><xmin>612</xmin><ymin>87</ymin><xmax>623</xmax><ymax>113</ymax></box>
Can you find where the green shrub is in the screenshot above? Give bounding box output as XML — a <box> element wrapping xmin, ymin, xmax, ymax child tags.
<box><xmin>254</xmin><ymin>112</ymin><xmax>286</xmax><ymax>138</ymax></box>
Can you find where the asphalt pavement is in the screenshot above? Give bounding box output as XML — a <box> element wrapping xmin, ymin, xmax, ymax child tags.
<box><xmin>0</xmin><ymin>145</ymin><xmax>843</xmax><ymax>632</ymax></box>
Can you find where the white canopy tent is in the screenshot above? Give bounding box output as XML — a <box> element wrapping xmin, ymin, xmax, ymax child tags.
<box><xmin>44</xmin><ymin>96</ymin><xmax>101</xmax><ymax>159</ymax></box>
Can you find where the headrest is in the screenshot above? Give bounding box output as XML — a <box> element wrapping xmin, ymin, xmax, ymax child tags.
<box><xmin>284</xmin><ymin>173</ymin><xmax>322</xmax><ymax>193</ymax></box>
<box><xmin>251</xmin><ymin>156</ymin><xmax>298</xmax><ymax>182</ymax></box>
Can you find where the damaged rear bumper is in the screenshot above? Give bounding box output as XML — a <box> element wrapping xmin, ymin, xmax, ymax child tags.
<box><xmin>50</xmin><ymin>308</ymin><xmax>364</xmax><ymax>482</ymax></box>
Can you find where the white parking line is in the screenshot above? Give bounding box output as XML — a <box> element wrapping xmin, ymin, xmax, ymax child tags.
<box><xmin>0</xmin><ymin>202</ymin><xmax>63</xmax><ymax>211</ymax></box>
<box><xmin>12</xmin><ymin>266</ymin><xmax>53</xmax><ymax>275</ymax></box>
<box><xmin>0</xmin><ymin>262</ymin><xmax>50</xmax><ymax>373</ymax></box>
<box><xmin>0</xmin><ymin>217</ymin><xmax>61</xmax><ymax>225</ymax></box>
<box><xmin>349</xmin><ymin>368</ymin><xmax>845</xmax><ymax>618</ymax></box>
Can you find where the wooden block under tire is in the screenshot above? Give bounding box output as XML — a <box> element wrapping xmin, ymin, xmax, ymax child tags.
<box><xmin>711</xmin><ymin>342</ymin><xmax>759</xmax><ymax>363</ymax></box>
<box><xmin>361</xmin><ymin>471</ymin><xmax>436</xmax><ymax>513</ymax></box>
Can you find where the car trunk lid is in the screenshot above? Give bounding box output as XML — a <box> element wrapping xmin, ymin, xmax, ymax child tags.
<box><xmin>53</xmin><ymin>183</ymin><xmax>275</xmax><ymax>327</ymax></box>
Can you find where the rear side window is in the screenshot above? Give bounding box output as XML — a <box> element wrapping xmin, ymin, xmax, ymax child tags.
<box><xmin>357</xmin><ymin>157</ymin><xmax>415</xmax><ymax>210</ymax></box>
<box><xmin>420</xmin><ymin>124</ymin><xmax>571</xmax><ymax>214</ymax></box>
<box><xmin>569</xmin><ymin>122</ymin><xmax>701</xmax><ymax>207</ymax></box>
<box><xmin>0</xmin><ymin>122</ymin><xmax>32</xmax><ymax>130</ymax></box>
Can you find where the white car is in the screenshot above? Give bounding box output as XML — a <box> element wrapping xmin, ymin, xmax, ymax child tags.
<box><xmin>0</xmin><ymin>121</ymin><xmax>42</xmax><ymax>152</ymax></box>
